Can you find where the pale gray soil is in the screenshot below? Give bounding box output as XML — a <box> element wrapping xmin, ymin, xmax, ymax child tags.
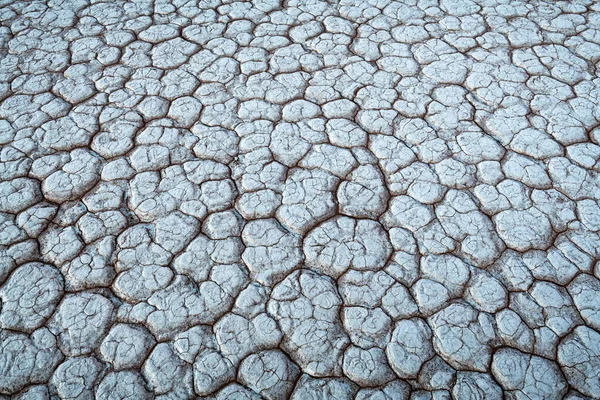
<box><xmin>1</xmin><ymin>0</ymin><xmax>600</xmax><ymax>398</ymax></box>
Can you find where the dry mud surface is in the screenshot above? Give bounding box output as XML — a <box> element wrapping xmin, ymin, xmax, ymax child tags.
<box><xmin>1</xmin><ymin>0</ymin><xmax>600</xmax><ymax>399</ymax></box>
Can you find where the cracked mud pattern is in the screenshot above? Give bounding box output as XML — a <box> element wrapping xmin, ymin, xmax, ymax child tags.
<box><xmin>1</xmin><ymin>0</ymin><xmax>600</xmax><ymax>399</ymax></box>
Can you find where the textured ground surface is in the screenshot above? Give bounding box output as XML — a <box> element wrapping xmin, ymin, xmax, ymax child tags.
<box><xmin>1</xmin><ymin>0</ymin><xmax>600</xmax><ymax>399</ymax></box>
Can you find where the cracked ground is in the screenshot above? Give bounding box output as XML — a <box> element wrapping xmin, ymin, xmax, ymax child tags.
<box><xmin>1</xmin><ymin>0</ymin><xmax>600</xmax><ymax>399</ymax></box>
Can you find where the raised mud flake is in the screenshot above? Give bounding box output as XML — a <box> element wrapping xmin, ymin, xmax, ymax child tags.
<box><xmin>48</xmin><ymin>292</ymin><xmax>114</xmax><ymax>357</ymax></box>
<box><xmin>14</xmin><ymin>384</ymin><xmax>52</xmax><ymax>399</ymax></box>
<box><xmin>143</xmin><ymin>268</ymin><xmax>248</xmax><ymax>339</ymax></box>
<box><xmin>0</xmin><ymin>328</ymin><xmax>64</xmax><ymax>395</ymax></box>
<box><xmin>99</xmin><ymin>323</ymin><xmax>155</xmax><ymax>370</ymax></box>
<box><xmin>465</xmin><ymin>269</ymin><xmax>508</xmax><ymax>314</ymax></box>
<box><xmin>127</xmin><ymin>162</ymin><xmax>234</xmax><ymax>222</ymax></box>
<box><xmin>418</xmin><ymin>356</ymin><xmax>456</xmax><ymax>391</ymax></box>
<box><xmin>276</xmin><ymin>168</ymin><xmax>339</xmax><ymax>234</ymax></box>
<box><xmin>435</xmin><ymin>190</ymin><xmax>505</xmax><ymax>267</ymax></box>
<box><xmin>236</xmin><ymin>189</ymin><xmax>282</xmax><ymax>219</ymax></box>
<box><xmin>386</xmin><ymin>318</ymin><xmax>435</xmax><ymax>379</ymax></box>
<box><xmin>558</xmin><ymin>326</ymin><xmax>600</xmax><ymax>398</ymax></box>
<box><xmin>62</xmin><ymin>237</ymin><xmax>116</xmax><ymax>291</ymax></box>
<box><xmin>290</xmin><ymin>375</ymin><xmax>359</xmax><ymax>400</ymax></box>
<box><xmin>214</xmin><ymin>312</ymin><xmax>282</xmax><ymax>366</ymax></box>
<box><xmin>355</xmin><ymin>380</ymin><xmax>411</xmax><ymax>400</ymax></box>
<box><xmin>299</xmin><ymin>144</ymin><xmax>358</xmax><ymax>179</ymax></box>
<box><xmin>429</xmin><ymin>302</ymin><xmax>497</xmax><ymax>372</ymax></box>
<box><xmin>495</xmin><ymin>309</ymin><xmax>535</xmax><ymax>353</ymax></box>
<box><xmin>15</xmin><ymin>202</ymin><xmax>57</xmax><ymax>238</ymax></box>
<box><xmin>492</xmin><ymin>347</ymin><xmax>568</xmax><ymax>400</ymax></box>
<box><xmin>39</xmin><ymin>225</ymin><xmax>85</xmax><ymax>266</ymax></box>
<box><xmin>0</xmin><ymin>262</ymin><xmax>63</xmax><ymax>332</ymax></box>
<box><xmin>114</xmin><ymin>223</ymin><xmax>173</xmax><ymax>291</ymax></box>
<box><xmin>338</xmin><ymin>269</ymin><xmax>395</xmax><ymax>308</ymax></box>
<box><xmin>191</xmin><ymin>125</ymin><xmax>240</xmax><ymax>165</ymax></box>
<box><xmin>193</xmin><ymin>348</ymin><xmax>236</xmax><ymax>397</ymax></box>
<box><xmin>337</xmin><ymin>164</ymin><xmax>390</xmax><ymax>219</ymax></box>
<box><xmin>95</xmin><ymin>371</ymin><xmax>152</xmax><ymax>400</ymax></box>
<box><xmin>325</xmin><ymin>118</ymin><xmax>368</xmax><ymax>148</ymax></box>
<box><xmin>76</xmin><ymin>210</ymin><xmax>128</xmax><ymax>243</ymax></box>
<box><xmin>171</xmin><ymin>232</ymin><xmax>244</xmax><ymax>284</ymax></box>
<box><xmin>452</xmin><ymin>371</ymin><xmax>503</xmax><ymax>400</ymax></box>
<box><xmin>381</xmin><ymin>195</ymin><xmax>435</xmax><ymax>232</ymax></box>
<box><xmin>530</xmin><ymin>281</ymin><xmax>583</xmax><ymax>337</ymax></box>
<box><xmin>241</xmin><ymin>218</ymin><xmax>303</xmax><ymax>286</ymax></box>
<box><xmin>142</xmin><ymin>342</ymin><xmax>194</xmax><ymax>399</ymax></box>
<box><xmin>41</xmin><ymin>149</ymin><xmax>103</xmax><ymax>203</ymax></box>
<box><xmin>342</xmin><ymin>345</ymin><xmax>396</xmax><ymax>387</ymax></box>
<box><xmin>342</xmin><ymin>306</ymin><xmax>392</xmax><ymax>349</ymax></box>
<box><xmin>494</xmin><ymin>208</ymin><xmax>554</xmax><ymax>252</ymax></box>
<box><xmin>112</xmin><ymin>261</ymin><xmax>174</xmax><ymax>305</ymax></box>
<box><xmin>209</xmin><ymin>383</ymin><xmax>262</xmax><ymax>400</ymax></box>
<box><xmin>50</xmin><ymin>356</ymin><xmax>104</xmax><ymax>400</ymax></box>
<box><xmin>267</xmin><ymin>269</ymin><xmax>349</xmax><ymax>377</ymax></box>
<box><xmin>381</xmin><ymin>282</ymin><xmax>420</xmax><ymax>320</ymax></box>
<box><xmin>412</xmin><ymin>278</ymin><xmax>451</xmax><ymax>316</ymax></box>
<box><xmin>303</xmin><ymin>216</ymin><xmax>392</xmax><ymax>279</ymax></box>
<box><xmin>0</xmin><ymin>178</ymin><xmax>42</xmax><ymax>214</ymax></box>
<box><xmin>238</xmin><ymin>350</ymin><xmax>301</xmax><ymax>400</ymax></box>
<box><xmin>0</xmin><ymin>212</ymin><xmax>28</xmax><ymax>246</ymax></box>
<box><xmin>568</xmin><ymin>274</ymin><xmax>600</xmax><ymax>331</ymax></box>
<box><xmin>420</xmin><ymin>254</ymin><xmax>470</xmax><ymax>297</ymax></box>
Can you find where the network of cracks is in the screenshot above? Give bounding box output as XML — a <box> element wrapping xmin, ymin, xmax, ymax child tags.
<box><xmin>1</xmin><ymin>0</ymin><xmax>600</xmax><ymax>398</ymax></box>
